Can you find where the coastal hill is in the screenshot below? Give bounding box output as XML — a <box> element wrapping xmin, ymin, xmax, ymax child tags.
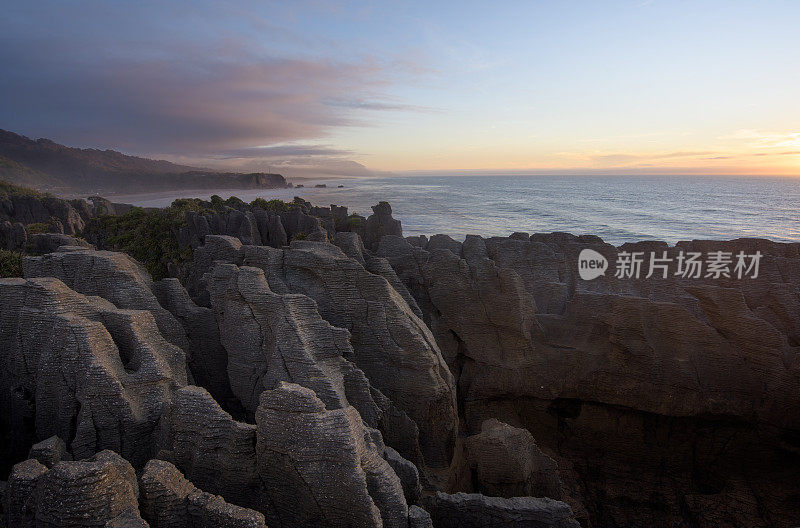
<box><xmin>0</xmin><ymin>129</ymin><xmax>288</xmax><ymax>193</ymax></box>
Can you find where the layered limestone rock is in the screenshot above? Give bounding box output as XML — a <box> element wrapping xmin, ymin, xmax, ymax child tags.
<box><xmin>379</xmin><ymin>232</ymin><xmax>800</xmax><ymax>527</ymax></box>
<box><xmin>363</xmin><ymin>201</ymin><xmax>402</xmax><ymax>251</ymax></box>
<box><xmin>189</xmin><ymin>235</ymin><xmax>457</xmax><ymax>468</ymax></box>
<box><xmin>421</xmin><ymin>492</ymin><xmax>580</xmax><ymax>528</ymax></box>
<box><xmin>1</xmin><ymin>220</ymin><xmax>27</xmax><ymax>250</ymax></box>
<box><xmin>464</xmin><ymin>419</ymin><xmax>563</xmax><ymax>500</ymax></box>
<box><xmin>256</xmin><ymin>382</ymin><xmax>408</xmax><ymax>528</ymax></box>
<box><xmin>4</xmin><ymin>451</ymin><xmax>264</xmax><ymax>528</ymax></box>
<box><xmin>22</xmin><ymin>248</ymin><xmax>190</xmax><ymax>353</ymax></box>
<box><xmin>0</xmin><ymin>191</ymin><xmax>86</xmax><ymax>235</ymax></box>
<box><xmin>205</xmin><ymin>263</ymin><xmax>380</xmax><ymax>425</ymax></box>
<box><xmin>27</xmin><ymin>436</ymin><xmax>72</xmax><ymax>468</ymax></box>
<box><xmin>159</xmin><ymin>383</ymin><xmax>417</xmax><ymax>528</ymax></box>
<box><xmin>152</xmin><ymin>278</ymin><xmax>241</xmax><ymax>416</ymax></box>
<box><xmin>0</xmin><ymin>276</ymin><xmax>186</xmax><ymax>472</ymax></box>
<box><xmin>157</xmin><ymin>386</ymin><xmax>260</xmax><ymax>509</ymax></box>
<box><xmin>177</xmin><ymin>200</ymin><xmax>357</xmax><ymax>251</ymax></box>
<box><xmin>139</xmin><ymin>459</ymin><xmax>266</xmax><ymax>528</ymax></box>
<box><xmin>28</xmin><ymin>233</ymin><xmax>92</xmax><ymax>254</ymax></box>
<box><xmin>20</xmin><ymin>248</ymin><xmax>243</xmax><ymax>413</ymax></box>
<box><xmin>5</xmin><ymin>450</ymin><xmax>145</xmax><ymax>528</ymax></box>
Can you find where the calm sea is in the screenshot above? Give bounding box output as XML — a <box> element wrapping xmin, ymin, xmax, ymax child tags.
<box><xmin>113</xmin><ymin>175</ymin><xmax>800</xmax><ymax>246</ymax></box>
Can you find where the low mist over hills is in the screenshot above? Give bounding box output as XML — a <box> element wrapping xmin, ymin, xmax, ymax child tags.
<box><xmin>0</xmin><ymin>129</ymin><xmax>288</xmax><ymax>194</ymax></box>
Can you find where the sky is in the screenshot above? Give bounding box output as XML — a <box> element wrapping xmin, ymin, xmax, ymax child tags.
<box><xmin>2</xmin><ymin>0</ymin><xmax>799</xmax><ymax>177</ymax></box>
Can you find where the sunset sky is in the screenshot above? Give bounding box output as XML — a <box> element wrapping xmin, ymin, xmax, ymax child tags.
<box><xmin>2</xmin><ymin>0</ymin><xmax>799</xmax><ymax>176</ymax></box>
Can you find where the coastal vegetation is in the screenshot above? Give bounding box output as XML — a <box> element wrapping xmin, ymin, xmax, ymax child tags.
<box><xmin>0</xmin><ymin>249</ymin><xmax>22</xmax><ymax>277</ymax></box>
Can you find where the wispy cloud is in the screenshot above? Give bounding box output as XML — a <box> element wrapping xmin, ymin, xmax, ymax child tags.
<box><xmin>216</xmin><ymin>144</ymin><xmax>356</xmax><ymax>159</ymax></box>
<box><xmin>0</xmin><ymin>1</ymin><xmax>429</xmax><ymax>165</ymax></box>
<box><xmin>721</xmin><ymin>129</ymin><xmax>800</xmax><ymax>149</ymax></box>
<box><xmin>589</xmin><ymin>150</ymin><xmax>715</xmax><ymax>164</ymax></box>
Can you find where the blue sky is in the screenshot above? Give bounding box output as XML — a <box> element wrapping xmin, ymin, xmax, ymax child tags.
<box><xmin>2</xmin><ymin>1</ymin><xmax>799</xmax><ymax>175</ymax></box>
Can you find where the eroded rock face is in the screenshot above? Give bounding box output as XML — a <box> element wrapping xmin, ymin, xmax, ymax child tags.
<box><xmin>27</xmin><ymin>436</ymin><xmax>72</xmax><ymax>468</ymax></box>
<box><xmin>363</xmin><ymin>201</ymin><xmax>402</xmax><ymax>251</ymax></box>
<box><xmin>205</xmin><ymin>263</ymin><xmax>380</xmax><ymax>426</ymax></box>
<box><xmin>421</xmin><ymin>492</ymin><xmax>580</xmax><ymax>528</ymax></box>
<box><xmin>159</xmin><ymin>383</ymin><xmax>417</xmax><ymax>528</ymax></box>
<box><xmin>153</xmin><ymin>278</ymin><xmax>241</xmax><ymax>416</ymax></box>
<box><xmin>20</xmin><ymin>248</ymin><xmax>249</xmax><ymax>415</ymax></box>
<box><xmin>1</xmin><ymin>220</ymin><xmax>27</xmax><ymax>250</ymax></box>
<box><xmin>5</xmin><ymin>450</ymin><xmax>144</xmax><ymax>528</ymax></box>
<box><xmin>139</xmin><ymin>459</ymin><xmax>266</xmax><ymax>528</ymax></box>
<box><xmin>0</xmin><ymin>276</ymin><xmax>186</xmax><ymax>472</ymax></box>
<box><xmin>380</xmin><ymin>233</ymin><xmax>800</xmax><ymax>527</ymax></box>
<box><xmin>0</xmin><ymin>193</ymin><xmax>86</xmax><ymax>235</ymax></box>
<box><xmin>465</xmin><ymin>419</ymin><xmax>563</xmax><ymax>500</ymax></box>
<box><xmin>23</xmin><ymin>248</ymin><xmax>190</xmax><ymax>353</ymax></box>
<box><xmin>28</xmin><ymin>233</ymin><xmax>92</xmax><ymax>254</ymax></box>
<box><xmin>189</xmin><ymin>235</ymin><xmax>457</xmax><ymax>468</ymax></box>
<box><xmin>256</xmin><ymin>382</ymin><xmax>408</xmax><ymax>528</ymax></box>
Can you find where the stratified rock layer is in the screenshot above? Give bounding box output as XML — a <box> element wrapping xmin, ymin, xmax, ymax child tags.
<box><xmin>379</xmin><ymin>233</ymin><xmax>800</xmax><ymax>527</ymax></box>
<box><xmin>0</xmin><ymin>276</ymin><xmax>186</xmax><ymax>472</ymax></box>
<box><xmin>139</xmin><ymin>458</ymin><xmax>266</xmax><ymax>528</ymax></box>
<box><xmin>5</xmin><ymin>450</ymin><xmax>145</xmax><ymax>528</ymax></box>
<box><xmin>191</xmin><ymin>235</ymin><xmax>457</xmax><ymax>468</ymax></box>
<box><xmin>256</xmin><ymin>382</ymin><xmax>408</xmax><ymax>528</ymax></box>
<box><xmin>159</xmin><ymin>383</ymin><xmax>416</xmax><ymax>528</ymax></box>
<box><xmin>465</xmin><ymin>418</ymin><xmax>563</xmax><ymax>500</ymax></box>
<box><xmin>421</xmin><ymin>491</ymin><xmax>580</xmax><ymax>528</ymax></box>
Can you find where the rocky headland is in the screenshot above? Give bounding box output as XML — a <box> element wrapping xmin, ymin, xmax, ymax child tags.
<box><xmin>0</xmin><ymin>129</ymin><xmax>290</xmax><ymax>194</ymax></box>
<box><xmin>1</xmin><ymin>182</ymin><xmax>798</xmax><ymax>527</ymax></box>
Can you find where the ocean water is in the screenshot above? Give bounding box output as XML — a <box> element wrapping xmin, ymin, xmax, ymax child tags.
<box><xmin>113</xmin><ymin>175</ymin><xmax>800</xmax><ymax>246</ymax></box>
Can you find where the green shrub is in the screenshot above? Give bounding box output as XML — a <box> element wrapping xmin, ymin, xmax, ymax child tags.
<box><xmin>251</xmin><ymin>197</ymin><xmax>290</xmax><ymax>213</ymax></box>
<box><xmin>0</xmin><ymin>178</ymin><xmax>50</xmax><ymax>198</ymax></box>
<box><xmin>346</xmin><ymin>215</ymin><xmax>365</xmax><ymax>229</ymax></box>
<box><xmin>292</xmin><ymin>231</ymin><xmax>307</xmax><ymax>241</ymax></box>
<box><xmin>0</xmin><ymin>249</ymin><xmax>23</xmax><ymax>278</ymax></box>
<box><xmin>83</xmin><ymin>206</ymin><xmax>191</xmax><ymax>280</ymax></box>
<box><xmin>25</xmin><ymin>222</ymin><xmax>51</xmax><ymax>234</ymax></box>
<box><xmin>224</xmin><ymin>196</ymin><xmax>246</xmax><ymax>208</ymax></box>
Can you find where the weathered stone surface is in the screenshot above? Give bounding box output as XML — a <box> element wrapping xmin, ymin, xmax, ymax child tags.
<box><xmin>27</xmin><ymin>436</ymin><xmax>71</xmax><ymax>468</ymax></box>
<box><xmin>252</xmin><ymin>208</ymin><xmax>287</xmax><ymax>247</ymax></box>
<box><xmin>23</xmin><ymin>248</ymin><xmax>191</xmax><ymax>353</ymax></box>
<box><xmin>205</xmin><ymin>262</ymin><xmax>380</xmax><ymax>426</ymax></box>
<box><xmin>421</xmin><ymin>491</ymin><xmax>580</xmax><ymax>528</ymax></box>
<box><xmin>363</xmin><ymin>201</ymin><xmax>402</xmax><ymax>251</ymax></box>
<box><xmin>384</xmin><ymin>446</ymin><xmax>421</xmax><ymax>504</ymax></box>
<box><xmin>5</xmin><ymin>458</ymin><xmax>48</xmax><ymax>527</ymax></box>
<box><xmin>161</xmin><ymin>383</ymin><xmax>418</xmax><ymax>528</ymax></box>
<box><xmin>256</xmin><ymin>382</ymin><xmax>408</xmax><ymax>528</ymax></box>
<box><xmin>153</xmin><ymin>278</ymin><xmax>241</xmax><ymax>416</ymax></box>
<box><xmin>158</xmin><ymin>386</ymin><xmax>259</xmax><ymax>509</ymax></box>
<box><xmin>279</xmin><ymin>207</ymin><xmax>327</xmax><ymax>241</ymax></box>
<box><xmin>0</xmin><ymin>276</ymin><xmax>186</xmax><ymax>471</ymax></box>
<box><xmin>247</xmin><ymin>240</ymin><xmax>457</xmax><ymax>467</ymax></box>
<box><xmin>407</xmin><ymin>505</ymin><xmax>433</xmax><ymax>528</ymax></box>
<box><xmin>5</xmin><ymin>450</ymin><xmax>144</xmax><ymax>528</ymax></box>
<box><xmin>105</xmin><ymin>507</ymin><xmax>151</xmax><ymax>527</ymax></box>
<box><xmin>28</xmin><ymin>233</ymin><xmax>92</xmax><ymax>254</ymax></box>
<box><xmin>427</xmin><ymin>234</ymin><xmax>462</xmax><ymax>256</ymax></box>
<box><xmin>1</xmin><ymin>220</ymin><xmax>27</xmax><ymax>250</ymax></box>
<box><xmin>465</xmin><ymin>419</ymin><xmax>563</xmax><ymax>500</ymax></box>
<box><xmin>381</xmin><ymin>232</ymin><xmax>800</xmax><ymax>527</ymax></box>
<box><xmin>335</xmin><ymin>231</ymin><xmax>423</xmax><ymax>319</ymax></box>
<box><xmin>189</xmin><ymin>235</ymin><xmax>456</xmax><ymax>468</ymax></box>
<box><xmin>139</xmin><ymin>459</ymin><xmax>265</xmax><ymax>528</ymax></box>
<box><xmin>0</xmin><ymin>192</ymin><xmax>85</xmax><ymax>235</ymax></box>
